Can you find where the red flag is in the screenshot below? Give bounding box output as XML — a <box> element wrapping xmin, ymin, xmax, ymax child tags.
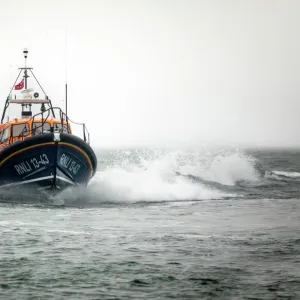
<box><xmin>14</xmin><ymin>79</ymin><xmax>24</xmax><ymax>90</ymax></box>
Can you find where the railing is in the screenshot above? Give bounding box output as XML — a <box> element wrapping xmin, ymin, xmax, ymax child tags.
<box><xmin>6</xmin><ymin>107</ymin><xmax>90</xmax><ymax>145</ymax></box>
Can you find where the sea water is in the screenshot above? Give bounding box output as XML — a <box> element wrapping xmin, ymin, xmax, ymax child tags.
<box><xmin>0</xmin><ymin>147</ymin><xmax>299</xmax><ymax>299</ymax></box>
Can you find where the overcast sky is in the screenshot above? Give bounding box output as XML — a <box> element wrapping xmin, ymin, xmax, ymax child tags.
<box><xmin>0</xmin><ymin>0</ymin><xmax>300</xmax><ymax>148</ymax></box>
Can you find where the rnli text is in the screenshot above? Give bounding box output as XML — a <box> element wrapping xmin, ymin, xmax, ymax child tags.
<box><xmin>14</xmin><ymin>153</ymin><xmax>49</xmax><ymax>175</ymax></box>
<box><xmin>59</xmin><ymin>153</ymin><xmax>81</xmax><ymax>175</ymax></box>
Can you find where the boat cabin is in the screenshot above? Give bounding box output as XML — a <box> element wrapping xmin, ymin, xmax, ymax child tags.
<box><xmin>0</xmin><ymin>118</ymin><xmax>71</xmax><ymax>150</ymax></box>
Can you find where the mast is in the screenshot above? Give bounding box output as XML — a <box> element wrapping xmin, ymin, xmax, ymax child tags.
<box><xmin>23</xmin><ymin>48</ymin><xmax>29</xmax><ymax>89</ymax></box>
<box><xmin>1</xmin><ymin>49</ymin><xmax>57</xmax><ymax>123</ymax></box>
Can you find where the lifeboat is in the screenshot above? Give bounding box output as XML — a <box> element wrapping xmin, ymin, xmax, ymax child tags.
<box><xmin>0</xmin><ymin>49</ymin><xmax>97</xmax><ymax>196</ymax></box>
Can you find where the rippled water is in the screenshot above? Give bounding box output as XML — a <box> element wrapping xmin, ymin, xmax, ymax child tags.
<box><xmin>0</xmin><ymin>148</ymin><xmax>300</xmax><ymax>299</ymax></box>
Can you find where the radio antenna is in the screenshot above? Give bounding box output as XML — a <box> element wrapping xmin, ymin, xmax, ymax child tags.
<box><xmin>23</xmin><ymin>48</ymin><xmax>29</xmax><ymax>89</ymax></box>
<box><xmin>64</xmin><ymin>23</ymin><xmax>69</xmax><ymax>125</ymax></box>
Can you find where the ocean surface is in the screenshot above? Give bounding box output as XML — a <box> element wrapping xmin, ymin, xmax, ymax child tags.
<box><xmin>0</xmin><ymin>147</ymin><xmax>299</xmax><ymax>299</ymax></box>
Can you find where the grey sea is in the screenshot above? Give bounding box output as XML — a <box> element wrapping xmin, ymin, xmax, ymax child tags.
<box><xmin>0</xmin><ymin>148</ymin><xmax>299</xmax><ymax>299</ymax></box>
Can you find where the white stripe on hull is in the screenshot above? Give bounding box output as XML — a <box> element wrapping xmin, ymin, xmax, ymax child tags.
<box><xmin>0</xmin><ymin>175</ymin><xmax>76</xmax><ymax>189</ymax></box>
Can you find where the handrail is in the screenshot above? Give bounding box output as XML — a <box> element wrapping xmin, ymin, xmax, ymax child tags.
<box><xmin>1</xmin><ymin>107</ymin><xmax>90</xmax><ymax>145</ymax></box>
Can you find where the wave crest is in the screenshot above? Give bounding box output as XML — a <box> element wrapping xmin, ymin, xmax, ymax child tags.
<box><xmin>58</xmin><ymin>149</ymin><xmax>262</xmax><ymax>204</ymax></box>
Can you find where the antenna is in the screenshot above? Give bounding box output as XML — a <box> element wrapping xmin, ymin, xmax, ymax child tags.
<box><xmin>23</xmin><ymin>48</ymin><xmax>28</xmax><ymax>65</ymax></box>
<box><xmin>64</xmin><ymin>24</ymin><xmax>68</xmax><ymax>84</ymax></box>
<box><xmin>23</xmin><ymin>48</ymin><xmax>29</xmax><ymax>89</ymax></box>
<box><xmin>64</xmin><ymin>23</ymin><xmax>69</xmax><ymax>127</ymax></box>
<box><xmin>66</xmin><ymin>83</ymin><xmax>68</xmax><ymax>117</ymax></box>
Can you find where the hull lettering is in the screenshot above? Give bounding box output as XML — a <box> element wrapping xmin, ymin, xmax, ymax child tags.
<box><xmin>60</xmin><ymin>153</ymin><xmax>81</xmax><ymax>175</ymax></box>
<box><xmin>14</xmin><ymin>153</ymin><xmax>50</xmax><ymax>176</ymax></box>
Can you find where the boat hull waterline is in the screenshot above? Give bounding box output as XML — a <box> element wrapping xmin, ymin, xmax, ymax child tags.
<box><xmin>0</xmin><ymin>133</ymin><xmax>97</xmax><ymax>196</ymax></box>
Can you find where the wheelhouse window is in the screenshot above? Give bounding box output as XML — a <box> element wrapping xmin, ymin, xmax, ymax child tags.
<box><xmin>33</xmin><ymin>122</ymin><xmax>51</xmax><ymax>134</ymax></box>
<box><xmin>0</xmin><ymin>127</ymin><xmax>9</xmax><ymax>142</ymax></box>
<box><xmin>11</xmin><ymin>123</ymin><xmax>30</xmax><ymax>137</ymax></box>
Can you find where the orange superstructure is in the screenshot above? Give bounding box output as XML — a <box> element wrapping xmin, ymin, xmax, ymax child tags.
<box><xmin>0</xmin><ymin>118</ymin><xmax>72</xmax><ymax>151</ymax></box>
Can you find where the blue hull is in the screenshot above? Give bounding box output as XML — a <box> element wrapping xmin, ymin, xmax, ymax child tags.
<box><xmin>0</xmin><ymin>133</ymin><xmax>97</xmax><ymax>196</ymax></box>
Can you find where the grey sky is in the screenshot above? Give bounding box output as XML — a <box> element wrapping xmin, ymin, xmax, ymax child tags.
<box><xmin>0</xmin><ymin>0</ymin><xmax>300</xmax><ymax>148</ymax></box>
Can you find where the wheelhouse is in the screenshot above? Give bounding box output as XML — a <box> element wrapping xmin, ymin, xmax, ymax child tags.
<box><xmin>0</xmin><ymin>117</ymin><xmax>72</xmax><ymax>147</ymax></box>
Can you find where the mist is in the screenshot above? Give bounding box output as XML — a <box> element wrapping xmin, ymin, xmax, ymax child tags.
<box><xmin>0</xmin><ymin>0</ymin><xmax>300</xmax><ymax>148</ymax></box>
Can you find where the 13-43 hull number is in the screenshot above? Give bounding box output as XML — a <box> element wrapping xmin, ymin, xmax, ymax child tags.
<box><xmin>14</xmin><ymin>154</ymin><xmax>49</xmax><ymax>175</ymax></box>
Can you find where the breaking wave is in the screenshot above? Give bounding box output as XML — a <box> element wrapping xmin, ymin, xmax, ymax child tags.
<box><xmin>57</xmin><ymin>148</ymin><xmax>263</xmax><ymax>205</ymax></box>
<box><xmin>265</xmin><ymin>170</ymin><xmax>300</xmax><ymax>180</ymax></box>
<box><xmin>270</xmin><ymin>171</ymin><xmax>300</xmax><ymax>178</ymax></box>
<box><xmin>178</xmin><ymin>152</ymin><xmax>261</xmax><ymax>186</ymax></box>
